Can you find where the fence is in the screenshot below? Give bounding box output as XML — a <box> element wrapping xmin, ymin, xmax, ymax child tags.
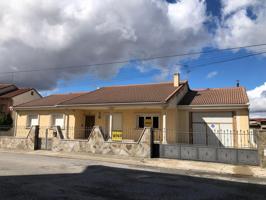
<box><xmin>0</xmin><ymin>126</ymin><xmax>39</xmax><ymax>150</ymax></box>
<box><xmin>34</xmin><ymin>126</ymin><xmax>144</xmax><ymax>142</ymax></box>
<box><xmin>153</xmin><ymin>129</ymin><xmax>258</xmax><ymax>149</ymax></box>
<box><xmin>51</xmin><ymin>127</ymin><xmax>153</xmax><ymax>158</ymax></box>
<box><xmin>157</xmin><ymin>129</ymin><xmax>259</xmax><ymax>165</ymax></box>
<box><xmin>11</xmin><ymin>126</ymin><xmax>259</xmax><ymax>149</ymax></box>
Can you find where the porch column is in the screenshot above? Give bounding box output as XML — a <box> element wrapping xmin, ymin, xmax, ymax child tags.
<box><xmin>109</xmin><ymin>113</ymin><xmax>113</xmax><ymax>139</ymax></box>
<box><xmin>162</xmin><ymin>113</ymin><xmax>167</xmax><ymax>144</ymax></box>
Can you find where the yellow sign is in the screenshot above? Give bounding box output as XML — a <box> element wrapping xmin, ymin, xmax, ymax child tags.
<box><xmin>112</xmin><ymin>130</ymin><xmax>122</xmax><ymax>141</ymax></box>
<box><xmin>144</xmin><ymin>118</ymin><xmax>152</xmax><ymax>127</ymax></box>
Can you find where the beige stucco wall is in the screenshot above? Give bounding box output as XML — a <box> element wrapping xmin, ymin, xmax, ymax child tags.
<box><xmin>235</xmin><ymin>108</ymin><xmax>251</xmax><ymax>148</ymax></box>
<box><xmin>236</xmin><ymin>109</ymin><xmax>250</xmax><ymax>131</ymax></box>
<box><xmin>14</xmin><ymin>106</ymin><xmax>250</xmax><ymax>146</ymax></box>
<box><xmin>15</xmin><ymin>110</ymin><xmax>76</xmax><ymax>138</ymax></box>
<box><xmin>73</xmin><ymin>109</ymin><xmax>178</xmax><ymax>143</ymax></box>
<box><xmin>15</xmin><ymin>108</ymin><xmax>179</xmax><ymax>143</ymax></box>
<box><xmin>177</xmin><ymin>109</ymin><xmax>190</xmax><ymax>143</ymax></box>
<box><xmin>12</xmin><ymin>90</ymin><xmax>41</xmax><ymax>106</ymax></box>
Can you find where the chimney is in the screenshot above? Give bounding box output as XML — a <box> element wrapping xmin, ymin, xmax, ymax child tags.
<box><xmin>236</xmin><ymin>80</ymin><xmax>240</xmax><ymax>87</ymax></box>
<box><xmin>174</xmin><ymin>73</ymin><xmax>180</xmax><ymax>87</ymax></box>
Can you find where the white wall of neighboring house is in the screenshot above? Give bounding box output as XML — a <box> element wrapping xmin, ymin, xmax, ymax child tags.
<box><xmin>12</xmin><ymin>90</ymin><xmax>41</xmax><ymax>106</ymax></box>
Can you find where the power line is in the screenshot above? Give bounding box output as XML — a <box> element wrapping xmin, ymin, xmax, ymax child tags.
<box><xmin>0</xmin><ymin>43</ymin><xmax>266</xmax><ymax>75</ymax></box>
<box><xmin>187</xmin><ymin>50</ymin><xmax>266</xmax><ymax>72</ymax></box>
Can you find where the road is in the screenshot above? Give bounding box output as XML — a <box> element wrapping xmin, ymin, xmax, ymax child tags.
<box><xmin>0</xmin><ymin>152</ymin><xmax>266</xmax><ymax>200</ymax></box>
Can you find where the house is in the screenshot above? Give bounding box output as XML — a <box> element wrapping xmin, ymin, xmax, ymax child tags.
<box><xmin>0</xmin><ymin>84</ymin><xmax>41</xmax><ymax>123</ymax></box>
<box><xmin>250</xmin><ymin>118</ymin><xmax>266</xmax><ymax>130</ymax></box>
<box><xmin>13</xmin><ymin>74</ymin><xmax>250</xmax><ymax>147</ymax></box>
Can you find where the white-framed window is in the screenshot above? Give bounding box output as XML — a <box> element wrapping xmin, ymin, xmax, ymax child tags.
<box><xmin>137</xmin><ymin>115</ymin><xmax>159</xmax><ymax>129</ymax></box>
<box><xmin>27</xmin><ymin>114</ymin><xmax>39</xmax><ymax>128</ymax></box>
<box><xmin>51</xmin><ymin>114</ymin><xmax>65</xmax><ymax>129</ymax></box>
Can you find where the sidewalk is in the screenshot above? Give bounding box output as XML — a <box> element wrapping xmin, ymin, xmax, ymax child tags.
<box><xmin>2</xmin><ymin>149</ymin><xmax>266</xmax><ymax>184</ymax></box>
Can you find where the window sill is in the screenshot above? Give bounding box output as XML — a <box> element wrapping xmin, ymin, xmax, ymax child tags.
<box><xmin>49</xmin><ymin>126</ymin><xmax>65</xmax><ymax>130</ymax></box>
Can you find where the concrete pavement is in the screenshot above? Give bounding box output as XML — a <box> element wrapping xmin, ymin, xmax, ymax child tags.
<box><xmin>1</xmin><ymin>149</ymin><xmax>266</xmax><ymax>184</ymax></box>
<box><xmin>1</xmin><ymin>151</ymin><xmax>266</xmax><ymax>199</ymax></box>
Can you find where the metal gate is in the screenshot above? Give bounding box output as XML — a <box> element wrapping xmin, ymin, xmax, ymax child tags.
<box><xmin>159</xmin><ymin>144</ymin><xmax>259</xmax><ymax>166</ymax></box>
<box><xmin>37</xmin><ymin>137</ymin><xmax>52</xmax><ymax>150</ymax></box>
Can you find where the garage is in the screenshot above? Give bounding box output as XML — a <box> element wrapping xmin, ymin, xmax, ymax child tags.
<box><xmin>192</xmin><ymin>112</ymin><xmax>234</xmax><ymax>147</ymax></box>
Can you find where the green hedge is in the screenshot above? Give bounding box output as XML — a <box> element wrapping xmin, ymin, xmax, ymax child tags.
<box><xmin>0</xmin><ymin>113</ymin><xmax>13</xmax><ymax>126</ymax></box>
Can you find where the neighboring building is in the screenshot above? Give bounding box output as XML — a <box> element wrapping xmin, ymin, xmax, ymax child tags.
<box><xmin>250</xmin><ymin>118</ymin><xmax>266</xmax><ymax>130</ymax></box>
<box><xmin>0</xmin><ymin>84</ymin><xmax>42</xmax><ymax>123</ymax></box>
<box><xmin>14</xmin><ymin>74</ymin><xmax>250</xmax><ymax>147</ymax></box>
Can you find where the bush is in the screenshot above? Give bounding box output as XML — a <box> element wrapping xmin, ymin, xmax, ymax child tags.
<box><xmin>5</xmin><ymin>113</ymin><xmax>13</xmax><ymax>126</ymax></box>
<box><xmin>0</xmin><ymin>113</ymin><xmax>13</xmax><ymax>126</ymax></box>
<box><xmin>0</xmin><ymin>113</ymin><xmax>5</xmax><ymax>125</ymax></box>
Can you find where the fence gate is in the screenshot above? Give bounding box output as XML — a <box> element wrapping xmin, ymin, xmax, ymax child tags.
<box><xmin>37</xmin><ymin>129</ymin><xmax>52</xmax><ymax>150</ymax></box>
<box><xmin>37</xmin><ymin>138</ymin><xmax>52</xmax><ymax>150</ymax></box>
<box><xmin>159</xmin><ymin>144</ymin><xmax>259</xmax><ymax>166</ymax></box>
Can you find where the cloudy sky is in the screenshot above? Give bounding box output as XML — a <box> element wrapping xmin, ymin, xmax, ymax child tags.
<box><xmin>0</xmin><ymin>0</ymin><xmax>265</xmax><ymax>117</ymax></box>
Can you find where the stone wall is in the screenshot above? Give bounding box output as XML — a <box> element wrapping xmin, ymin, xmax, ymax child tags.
<box><xmin>52</xmin><ymin>126</ymin><xmax>152</xmax><ymax>158</ymax></box>
<box><xmin>0</xmin><ymin>126</ymin><xmax>39</xmax><ymax>150</ymax></box>
<box><xmin>0</xmin><ymin>128</ymin><xmax>14</xmax><ymax>136</ymax></box>
<box><xmin>257</xmin><ymin>130</ymin><xmax>266</xmax><ymax>167</ymax></box>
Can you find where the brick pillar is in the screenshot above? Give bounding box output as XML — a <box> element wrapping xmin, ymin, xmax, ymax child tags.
<box><xmin>257</xmin><ymin>130</ymin><xmax>266</xmax><ymax>167</ymax></box>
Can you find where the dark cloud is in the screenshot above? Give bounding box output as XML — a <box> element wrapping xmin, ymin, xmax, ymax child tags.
<box><xmin>0</xmin><ymin>0</ymin><xmax>210</xmax><ymax>91</ymax></box>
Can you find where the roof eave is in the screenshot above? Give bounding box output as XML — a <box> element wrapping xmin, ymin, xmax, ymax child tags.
<box><xmin>14</xmin><ymin>101</ymin><xmax>167</xmax><ymax>110</ymax></box>
<box><xmin>164</xmin><ymin>82</ymin><xmax>187</xmax><ymax>102</ymax></box>
<box><xmin>178</xmin><ymin>104</ymin><xmax>249</xmax><ymax>110</ymax></box>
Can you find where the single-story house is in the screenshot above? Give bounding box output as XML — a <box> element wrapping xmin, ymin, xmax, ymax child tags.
<box><xmin>250</xmin><ymin>118</ymin><xmax>266</xmax><ymax>130</ymax></box>
<box><xmin>0</xmin><ymin>84</ymin><xmax>41</xmax><ymax>115</ymax></box>
<box><xmin>14</xmin><ymin>74</ymin><xmax>250</xmax><ymax>147</ymax></box>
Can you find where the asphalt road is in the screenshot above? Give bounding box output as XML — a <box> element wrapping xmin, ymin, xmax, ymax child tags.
<box><xmin>0</xmin><ymin>152</ymin><xmax>266</xmax><ymax>200</ymax></box>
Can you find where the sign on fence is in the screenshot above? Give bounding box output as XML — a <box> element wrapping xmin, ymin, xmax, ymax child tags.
<box><xmin>144</xmin><ymin>118</ymin><xmax>152</xmax><ymax>127</ymax></box>
<box><xmin>112</xmin><ymin>130</ymin><xmax>122</xmax><ymax>141</ymax></box>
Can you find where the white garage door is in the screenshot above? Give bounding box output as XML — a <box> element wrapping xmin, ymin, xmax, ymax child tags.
<box><xmin>192</xmin><ymin>112</ymin><xmax>233</xmax><ymax>147</ymax></box>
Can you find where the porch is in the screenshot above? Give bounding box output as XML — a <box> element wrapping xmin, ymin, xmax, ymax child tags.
<box><xmin>68</xmin><ymin>108</ymin><xmax>174</xmax><ymax>143</ymax></box>
<box><xmin>30</xmin><ymin>108</ymin><xmax>177</xmax><ymax>144</ymax></box>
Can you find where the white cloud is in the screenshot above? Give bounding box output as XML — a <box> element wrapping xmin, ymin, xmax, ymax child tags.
<box><xmin>247</xmin><ymin>82</ymin><xmax>266</xmax><ymax>116</ymax></box>
<box><xmin>0</xmin><ymin>0</ymin><xmax>210</xmax><ymax>90</ymax></box>
<box><xmin>206</xmin><ymin>71</ymin><xmax>218</xmax><ymax>79</ymax></box>
<box><xmin>215</xmin><ymin>0</ymin><xmax>266</xmax><ymax>52</ymax></box>
<box><xmin>167</xmin><ymin>0</ymin><xmax>207</xmax><ymax>32</ymax></box>
<box><xmin>222</xmin><ymin>0</ymin><xmax>257</xmax><ymax>15</ymax></box>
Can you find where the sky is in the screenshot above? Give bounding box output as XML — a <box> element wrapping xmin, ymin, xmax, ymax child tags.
<box><xmin>0</xmin><ymin>0</ymin><xmax>265</xmax><ymax>117</ymax></box>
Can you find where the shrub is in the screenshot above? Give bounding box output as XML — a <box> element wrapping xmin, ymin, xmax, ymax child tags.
<box><xmin>0</xmin><ymin>113</ymin><xmax>13</xmax><ymax>126</ymax></box>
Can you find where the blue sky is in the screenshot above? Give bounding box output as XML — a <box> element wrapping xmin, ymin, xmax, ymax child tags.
<box><xmin>55</xmin><ymin>47</ymin><xmax>266</xmax><ymax>93</ymax></box>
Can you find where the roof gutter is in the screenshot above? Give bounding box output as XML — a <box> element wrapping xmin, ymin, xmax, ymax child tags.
<box><xmin>178</xmin><ymin>104</ymin><xmax>249</xmax><ymax>110</ymax></box>
<box><xmin>14</xmin><ymin>101</ymin><xmax>167</xmax><ymax>110</ymax></box>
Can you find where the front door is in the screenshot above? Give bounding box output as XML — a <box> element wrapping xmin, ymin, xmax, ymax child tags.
<box><xmin>85</xmin><ymin>115</ymin><xmax>95</xmax><ymax>138</ymax></box>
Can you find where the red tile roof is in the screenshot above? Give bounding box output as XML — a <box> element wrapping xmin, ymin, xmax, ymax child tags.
<box><xmin>60</xmin><ymin>82</ymin><xmax>186</xmax><ymax>105</ymax></box>
<box><xmin>0</xmin><ymin>84</ymin><xmax>14</xmax><ymax>89</ymax></box>
<box><xmin>250</xmin><ymin>118</ymin><xmax>266</xmax><ymax>122</ymax></box>
<box><xmin>17</xmin><ymin>93</ymin><xmax>86</xmax><ymax>107</ymax></box>
<box><xmin>16</xmin><ymin>82</ymin><xmax>187</xmax><ymax>108</ymax></box>
<box><xmin>0</xmin><ymin>88</ymin><xmax>32</xmax><ymax>98</ymax></box>
<box><xmin>179</xmin><ymin>87</ymin><xmax>249</xmax><ymax>105</ymax></box>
